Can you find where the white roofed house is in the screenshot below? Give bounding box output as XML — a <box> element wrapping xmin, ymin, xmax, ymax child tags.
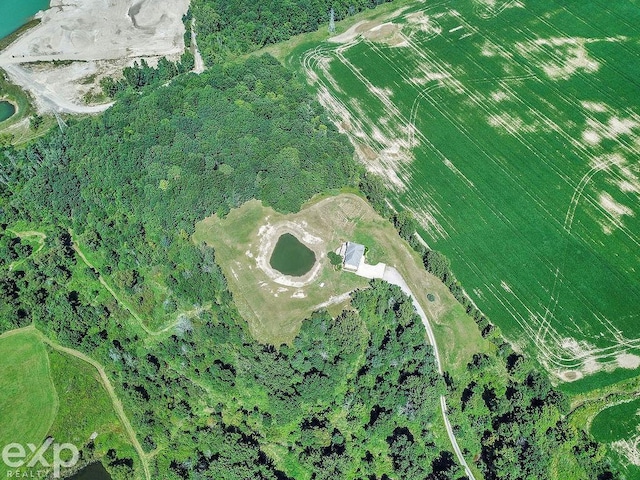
<box><xmin>343</xmin><ymin>242</ymin><xmax>365</xmax><ymax>271</ymax></box>
<box><xmin>339</xmin><ymin>241</ymin><xmax>386</xmax><ymax>279</ymax></box>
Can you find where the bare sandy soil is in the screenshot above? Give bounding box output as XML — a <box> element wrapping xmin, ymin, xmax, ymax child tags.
<box><xmin>0</xmin><ymin>0</ymin><xmax>190</xmax><ymax>114</ymax></box>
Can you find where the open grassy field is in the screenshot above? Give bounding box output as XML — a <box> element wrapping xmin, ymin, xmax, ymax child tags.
<box><xmin>45</xmin><ymin>348</ymin><xmax>139</xmax><ymax>470</ymax></box>
<box><xmin>0</xmin><ymin>327</ymin><xmax>137</xmax><ymax>477</ymax></box>
<box><xmin>294</xmin><ymin>0</ymin><xmax>640</xmax><ymax>470</ymax></box>
<box><xmin>194</xmin><ymin>192</ymin><xmax>491</xmax><ymax>373</ymax></box>
<box><xmin>195</xmin><ymin>194</ymin><xmax>369</xmax><ymax>345</ymax></box>
<box><xmin>298</xmin><ymin>0</ymin><xmax>640</xmax><ymax>381</ymax></box>
<box><xmin>0</xmin><ymin>329</ymin><xmax>57</xmax><ymax>477</ymax></box>
<box><xmin>590</xmin><ymin>397</ymin><xmax>640</xmax><ymax>480</ymax></box>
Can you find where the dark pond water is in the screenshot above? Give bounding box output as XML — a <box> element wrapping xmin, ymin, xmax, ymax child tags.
<box><xmin>67</xmin><ymin>462</ymin><xmax>112</xmax><ymax>480</ymax></box>
<box><xmin>0</xmin><ymin>101</ymin><xmax>15</xmax><ymax>122</ymax></box>
<box><xmin>269</xmin><ymin>233</ymin><xmax>316</xmax><ymax>276</ymax></box>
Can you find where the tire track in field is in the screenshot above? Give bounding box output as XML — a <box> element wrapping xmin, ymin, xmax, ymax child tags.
<box><xmin>502</xmin><ymin>15</ymin><xmax>640</xmax><ymax>351</ymax></box>
<box><xmin>473</xmin><ymin>0</ymin><xmax>522</xmax><ymax>20</ymax></box>
<box><xmin>537</xmin><ymin>157</ymin><xmax>618</xmax><ymax>344</ymax></box>
<box><xmin>424</xmin><ymin>36</ymin><xmax>640</xmax><ymax>370</ymax></box>
<box><xmin>0</xmin><ymin>326</ymin><xmax>151</xmax><ymax>480</ymax></box>
<box><xmin>303</xmin><ymin>41</ymin><xmax>415</xmax><ymax>191</ymax></box>
<box><xmin>474</xmin><ymin>5</ymin><xmax>640</xmax><ymax>368</ymax></box>
<box><xmin>358</xmin><ymin>32</ymin><xmax>586</xmax><ymax>371</ymax></box>
<box><xmin>329</xmin><ymin>21</ymin><xmax>575</xmax><ymax>324</ymax></box>
<box><xmin>302</xmin><ymin>4</ymin><xmax>640</xmax><ymax>375</ymax></box>
<box><xmin>395</xmin><ymin>12</ymin><xmax>640</xmax><ymax>370</ymax></box>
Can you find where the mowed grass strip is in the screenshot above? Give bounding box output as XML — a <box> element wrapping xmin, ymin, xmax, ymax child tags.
<box><xmin>46</xmin><ymin>349</ymin><xmax>136</xmax><ymax>464</ymax></box>
<box><xmin>0</xmin><ymin>329</ymin><xmax>57</xmax><ymax>475</ymax></box>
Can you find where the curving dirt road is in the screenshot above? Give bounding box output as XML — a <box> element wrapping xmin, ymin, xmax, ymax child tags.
<box><xmin>36</xmin><ymin>330</ymin><xmax>152</xmax><ymax>480</ymax></box>
<box><xmin>0</xmin><ymin>325</ymin><xmax>150</xmax><ymax>480</ymax></box>
<box><xmin>365</xmin><ymin>266</ymin><xmax>477</xmax><ymax>479</ymax></box>
<box><xmin>190</xmin><ymin>19</ymin><xmax>205</xmax><ymax>74</ymax></box>
<box><xmin>71</xmin><ymin>234</ymin><xmax>208</xmax><ymax>337</ymax></box>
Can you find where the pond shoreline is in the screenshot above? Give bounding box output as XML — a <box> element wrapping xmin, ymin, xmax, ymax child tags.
<box><xmin>0</xmin><ymin>97</ymin><xmax>18</xmax><ymax>122</ymax></box>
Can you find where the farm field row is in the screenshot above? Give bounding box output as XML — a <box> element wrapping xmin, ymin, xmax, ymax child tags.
<box><xmin>296</xmin><ymin>0</ymin><xmax>640</xmax><ymax>472</ymax></box>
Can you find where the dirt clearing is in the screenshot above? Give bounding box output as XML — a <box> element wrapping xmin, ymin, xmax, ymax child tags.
<box><xmin>193</xmin><ymin>193</ymin><xmax>492</xmax><ymax>374</ymax></box>
<box><xmin>0</xmin><ymin>0</ymin><xmax>189</xmax><ymax>114</ymax></box>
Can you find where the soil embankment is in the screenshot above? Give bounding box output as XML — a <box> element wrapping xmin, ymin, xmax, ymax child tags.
<box><xmin>0</xmin><ymin>0</ymin><xmax>190</xmax><ymax>114</ymax></box>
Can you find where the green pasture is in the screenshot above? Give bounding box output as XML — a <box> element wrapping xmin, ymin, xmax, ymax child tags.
<box><xmin>45</xmin><ymin>348</ymin><xmax>137</xmax><ymax>471</ymax></box>
<box><xmin>0</xmin><ymin>328</ymin><xmax>133</xmax><ymax>477</ymax></box>
<box><xmin>591</xmin><ymin>398</ymin><xmax>640</xmax><ymax>480</ymax></box>
<box><xmin>298</xmin><ymin>0</ymin><xmax>640</xmax><ymax>389</ymax></box>
<box><xmin>592</xmin><ymin>398</ymin><xmax>640</xmax><ymax>443</ymax></box>
<box><xmin>0</xmin><ymin>330</ymin><xmax>57</xmax><ymax>476</ymax></box>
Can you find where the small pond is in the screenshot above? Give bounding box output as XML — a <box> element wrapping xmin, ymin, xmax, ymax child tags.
<box><xmin>0</xmin><ymin>101</ymin><xmax>15</xmax><ymax>122</ymax></box>
<box><xmin>269</xmin><ymin>233</ymin><xmax>316</xmax><ymax>276</ymax></box>
<box><xmin>67</xmin><ymin>462</ymin><xmax>112</xmax><ymax>480</ymax></box>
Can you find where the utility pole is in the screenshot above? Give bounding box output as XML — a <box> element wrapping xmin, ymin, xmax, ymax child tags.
<box><xmin>329</xmin><ymin>7</ymin><xmax>336</xmax><ymax>34</ymax></box>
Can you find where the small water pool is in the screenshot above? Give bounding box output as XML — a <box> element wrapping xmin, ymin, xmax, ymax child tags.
<box><xmin>0</xmin><ymin>101</ymin><xmax>15</xmax><ymax>122</ymax></box>
<box><xmin>269</xmin><ymin>233</ymin><xmax>316</xmax><ymax>276</ymax></box>
<box><xmin>67</xmin><ymin>462</ymin><xmax>112</xmax><ymax>480</ymax></box>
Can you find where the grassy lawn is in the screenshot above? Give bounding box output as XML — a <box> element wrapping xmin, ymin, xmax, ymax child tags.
<box><xmin>45</xmin><ymin>348</ymin><xmax>138</xmax><ymax>472</ymax></box>
<box><xmin>0</xmin><ymin>329</ymin><xmax>57</xmax><ymax>476</ymax></box>
<box><xmin>0</xmin><ymin>323</ymin><xmax>138</xmax><ymax>477</ymax></box>
<box><xmin>194</xmin><ymin>195</ymin><xmax>371</xmax><ymax>345</ymax></box>
<box><xmin>194</xmin><ymin>192</ymin><xmax>491</xmax><ymax>373</ymax></box>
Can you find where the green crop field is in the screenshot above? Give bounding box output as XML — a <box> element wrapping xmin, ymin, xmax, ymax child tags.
<box><xmin>0</xmin><ymin>330</ymin><xmax>57</xmax><ymax>477</ymax></box>
<box><xmin>592</xmin><ymin>398</ymin><xmax>640</xmax><ymax>444</ymax></box>
<box><xmin>296</xmin><ymin>0</ymin><xmax>640</xmax><ymax>471</ymax></box>
<box><xmin>591</xmin><ymin>398</ymin><xmax>640</xmax><ymax>479</ymax></box>
<box><xmin>298</xmin><ymin>0</ymin><xmax>640</xmax><ymax>386</ymax></box>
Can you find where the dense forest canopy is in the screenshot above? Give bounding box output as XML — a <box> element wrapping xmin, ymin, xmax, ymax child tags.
<box><xmin>1</xmin><ymin>55</ymin><xmax>358</xmax><ymax>323</ymax></box>
<box><xmin>11</xmin><ymin>55</ymin><xmax>357</xmax><ymax>231</ymax></box>
<box><xmin>1</xmin><ymin>221</ymin><xmax>614</xmax><ymax>479</ymax></box>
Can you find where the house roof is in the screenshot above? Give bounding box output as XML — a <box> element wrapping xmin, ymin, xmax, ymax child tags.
<box><xmin>344</xmin><ymin>242</ymin><xmax>365</xmax><ymax>269</ymax></box>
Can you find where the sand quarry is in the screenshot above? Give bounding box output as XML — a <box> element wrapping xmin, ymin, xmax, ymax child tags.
<box><xmin>0</xmin><ymin>0</ymin><xmax>190</xmax><ymax>114</ymax></box>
